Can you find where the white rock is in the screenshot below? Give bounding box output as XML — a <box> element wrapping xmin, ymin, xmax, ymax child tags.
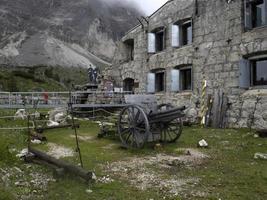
<box><xmin>92</xmin><ymin>173</ymin><xmax>97</xmax><ymax>180</ymax></box>
<box><xmin>254</xmin><ymin>153</ymin><xmax>267</xmax><ymax>160</ymax></box>
<box><xmin>16</xmin><ymin>148</ymin><xmax>29</xmax><ymax>158</ymax></box>
<box><xmin>47</xmin><ymin>120</ymin><xmax>60</xmax><ymax>127</ymax></box>
<box><xmin>33</xmin><ymin>111</ymin><xmax>41</xmax><ymax>119</ymax></box>
<box><xmin>198</xmin><ymin>139</ymin><xmax>208</xmax><ymax>148</ymax></box>
<box><xmin>31</xmin><ymin>139</ymin><xmax>42</xmax><ymax>144</ymax></box>
<box><xmin>14</xmin><ymin>109</ymin><xmax>27</xmax><ymax>120</ymax></box>
<box><xmin>86</xmin><ymin>189</ymin><xmax>93</xmax><ymax>194</ymax></box>
<box><xmin>54</xmin><ymin>112</ymin><xmax>65</xmax><ymax>123</ymax></box>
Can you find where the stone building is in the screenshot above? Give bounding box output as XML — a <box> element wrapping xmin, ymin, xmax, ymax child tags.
<box><xmin>108</xmin><ymin>0</ymin><xmax>267</xmax><ymax>129</ymax></box>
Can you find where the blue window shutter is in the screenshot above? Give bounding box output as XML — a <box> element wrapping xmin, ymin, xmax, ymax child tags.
<box><xmin>148</xmin><ymin>33</ymin><xmax>156</xmax><ymax>53</ymax></box>
<box><xmin>171</xmin><ymin>69</ymin><xmax>180</xmax><ymax>92</ymax></box>
<box><xmin>239</xmin><ymin>58</ymin><xmax>250</xmax><ymax>89</ymax></box>
<box><xmin>264</xmin><ymin>0</ymin><xmax>267</xmax><ymax>25</ymax></box>
<box><xmin>171</xmin><ymin>25</ymin><xmax>180</xmax><ymax>47</ymax></box>
<box><xmin>244</xmin><ymin>0</ymin><xmax>252</xmax><ymax>29</ymax></box>
<box><xmin>188</xmin><ymin>20</ymin><xmax>193</xmax><ymax>44</ymax></box>
<box><xmin>147</xmin><ymin>73</ymin><xmax>155</xmax><ymax>93</ymax></box>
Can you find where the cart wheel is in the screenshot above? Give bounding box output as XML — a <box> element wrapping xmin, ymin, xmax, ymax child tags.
<box><xmin>160</xmin><ymin>118</ymin><xmax>183</xmax><ymax>143</ymax></box>
<box><xmin>118</xmin><ymin>105</ymin><xmax>150</xmax><ymax>149</ymax></box>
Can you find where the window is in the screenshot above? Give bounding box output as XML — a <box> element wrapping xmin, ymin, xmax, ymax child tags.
<box><xmin>181</xmin><ymin>21</ymin><xmax>193</xmax><ymax>46</ymax></box>
<box><xmin>252</xmin><ymin>59</ymin><xmax>267</xmax><ymax>85</ymax></box>
<box><xmin>148</xmin><ymin>27</ymin><xmax>166</xmax><ymax>53</ymax></box>
<box><xmin>155</xmin><ymin>71</ymin><xmax>165</xmax><ymax>92</ymax></box>
<box><xmin>171</xmin><ymin>66</ymin><xmax>192</xmax><ymax>92</ymax></box>
<box><xmin>124</xmin><ymin>39</ymin><xmax>134</xmax><ymax>61</ymax></box>
<box><xmin>171</xmin><ymin>20</ymin><xmax>192</xmax><ymax>47</ymax></box>
<box><xmin>239</xmin><ymin>57</ymin><xmax>267</xmax><ymax>88</ymax></box>
<box><xmin>244</xmin><ymin>0</ymin><xmax>267</xmax><ymax>29</ymax></box>
<box><xmin>180</xmin><ymin>68</ymin><xmax>192</xmax><ymax>90</ymax></box>
<box><xmin>155</xmin><ymin>30</ymin><xmax>165</xmax><ymax>52</ymax></box>
<box><xmin>123</xmin><ymin>78</ymin><xmax>135</xmax><ymax>92</ymax></box>
<box><xmin>147</xmin><ymin>69</ymin><xmax>165</xmax><ymax>93</ymax></box>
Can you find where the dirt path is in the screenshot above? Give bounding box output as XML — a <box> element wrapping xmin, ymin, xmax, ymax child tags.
<box><xmin>102</xmin><ymin>148</ymin><xmax>209</xmax><ymax>198</ymax></box>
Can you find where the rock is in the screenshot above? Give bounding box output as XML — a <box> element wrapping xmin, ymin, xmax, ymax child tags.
<box><xmin>13</xmin><ymin>167</ymin><xmax>23</xmax><ymax>173</ymax></box>
<box><xmin>48</xmin><ymin>108</ymin><xmax>67</xmax><ymax>123</ymax></box>
<box><xmin>14</xmin><ymin>109</ymin><xmax>27</xmax><ymax>120</ymax></box>
<box><xmin>47</xmin><ymin>120</ymin><xmax>60</xmax><ymax>127</ymax></box>
<box><xmin>254</xmin><ymin>153</ymin><xmax>267</xmax><ymax>160</ymax></box>
<box><xmin>198</xmin><ymin>139</ymin><xmax>208</xmax><ymax>148</ymax></box>
<box><xmin>16</xmin><ymin>148</ymin><xmax>29</xmax><ymax>158</ymax></box>
<box><xmin>92</xmin><ymin>173</ymin><xmax>97</xmax><ymax>181</ymax></box>
<box><xmin>33</xmin><ymin>111</ymin><xmax>41</xmax><ymax>119</ymax></box>
<box><xmin>54</xmin><ymin>112</ymin><xmax>65</xmax><ymax>123</ymax></box>
<box><xmin>186</xmin><ymin>150</ymin><xmax>191</xmax><ymax>156</ymax></box>
<box><xmin>31</xmin><ymin>139</ymin><xmax>42</xmax><ymax>144</ymax></box>
<box><xmin>86</xmin><ymin>189</ymin><xmax>93</xmax><ymax>194</ymax></box>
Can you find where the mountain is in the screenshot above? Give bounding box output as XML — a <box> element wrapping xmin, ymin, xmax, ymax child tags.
<box><xmin>0</xmin><ymin>0</ymin><xmax>142</xmax><ymax>69</ymax></box>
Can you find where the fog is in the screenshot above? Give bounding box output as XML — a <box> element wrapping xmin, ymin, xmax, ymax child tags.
<box><xmin>103</xmin><ymin>0</ymin><xmax>169</xmax><ymax>15</ymax></box>
<box><xmin>132</xmin><ymin>0</ymin><xmax>169</xmax><ymax>15</ymax></box>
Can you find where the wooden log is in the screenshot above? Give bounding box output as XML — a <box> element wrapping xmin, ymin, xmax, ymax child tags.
<box><xmin>256</xmin><ymin>130</ymin><xmax>267</xmax><ymax>138</ymax></box>
<box><xmin>29</xmin><ymin>147</ymin><xmax>93</xmax><ymax>181</ymax></box>
<box><xmin>35</xmin><ymin>124</ymin><xmax>80</xmax><ymax>133</ymax></box>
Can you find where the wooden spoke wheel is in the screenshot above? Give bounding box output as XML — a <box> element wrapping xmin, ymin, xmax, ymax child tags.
<box><xmin>118</xmin><ymin>105</ymin><xmax>150</xmax><ymax>149</ymax></box>
<box><xmin>160</xmin><ymin>118</ymin><xmax>183</xmax><ymax>143</ymax></box>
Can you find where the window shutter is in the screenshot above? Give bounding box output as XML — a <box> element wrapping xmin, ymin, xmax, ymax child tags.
<box><xmin>171</xmin><ymin>25</ymin><xmax>180</xmax><ymax>47</ymax></box>
<box><xmin>244</xmin><ymin>0</ymin><xmax>252</xmax><ymax>29</ymax></box>
<box><xmin>148</xmin><ymin>33</ymin><xmax>156</xmax><ymax>53</ymax></box>
<box><xmin>171</xmin><ymin>69</ymin><xmax>180</xmax><ymax>92</ymax></box>
<box><xmin>147</xmin><ymin>73</ymin><xmax>155</xmax><ymax>93</ymax></box>
<box><xmin>188</xmin><ymin>20</ymin><xmax>193</xmax><ymax>44</ymax></box>
<box><xmin>239</xmin><ymin>58</ymin><xmax>250</xmax><ymax>89</ymax></box>
<box><xmin>264</xmin><ymin>0</ymin><xmax>267</xmax><ymax>26</ymax></box>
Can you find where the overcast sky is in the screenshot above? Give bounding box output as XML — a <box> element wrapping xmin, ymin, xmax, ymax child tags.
<box><xmin>132</xmin><ymin>0</ymin><xmax>169</xmax><ymax>15</ymax></box>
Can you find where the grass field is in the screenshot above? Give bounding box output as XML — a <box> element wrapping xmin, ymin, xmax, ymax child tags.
<box><xmin>0</xmin><ymin>109</ymin><xmax>266</xmax><ymax>200</ymax></box>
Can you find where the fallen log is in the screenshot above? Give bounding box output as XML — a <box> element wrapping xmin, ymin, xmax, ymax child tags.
<box><xmin>29</xmin><ymin>147</ymin><xmax>94</xmax><ymax>182</ymax></box>
<box><xmin>35</xmin><ymin>123</ymin><xmax>80</xmax><ymax>133</ymax></box>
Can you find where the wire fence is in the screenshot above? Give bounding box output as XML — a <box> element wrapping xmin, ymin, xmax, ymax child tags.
<box><xmin>0</xmin><ymin>91</ymin><xmax>133</xmax><ymax>109</ymax></box>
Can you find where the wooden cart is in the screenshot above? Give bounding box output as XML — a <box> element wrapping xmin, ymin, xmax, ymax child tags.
<box><xmin>118</xmin><ymin>95</ymin><xmax>185</xmax><ymax>148</ymax></box>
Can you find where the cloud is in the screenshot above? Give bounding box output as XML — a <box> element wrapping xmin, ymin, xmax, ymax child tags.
<box><xmin>132</xmin><ymin>0</ymin><xmax>169</xmax><ymax>15</ymax></box>
<box><xmin>102</xmin><ymin>0</ymin><xmax>169</xmax><ymax>15</ymax></box>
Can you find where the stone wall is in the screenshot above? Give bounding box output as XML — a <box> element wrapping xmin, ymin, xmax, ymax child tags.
<box><xmin>108</xmin><ymin>0</ymin><xmax>267</xmax><ymax>129</ymax></box>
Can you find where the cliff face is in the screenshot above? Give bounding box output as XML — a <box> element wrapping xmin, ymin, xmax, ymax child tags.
<box><xmin>0</xmin><ymin>0</ymin><xmax>142</xmax><ymax>68</ymax></box>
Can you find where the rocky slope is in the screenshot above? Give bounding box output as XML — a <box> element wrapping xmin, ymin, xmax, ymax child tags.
<box><xmin>0</xmin><ymin>0</ymin><xmax>142</xmax><ymax>68</ymax></box>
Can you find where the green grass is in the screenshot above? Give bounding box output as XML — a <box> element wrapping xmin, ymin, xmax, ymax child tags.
<box><xmin>0</xmin><ymin>109</ymin><xmax>266</xmax><ymax>200</ymax></box>
<box><xmin>0</xmin><ymin>66</ymin><xmax>88</xmax><ymax>92</ymax></box>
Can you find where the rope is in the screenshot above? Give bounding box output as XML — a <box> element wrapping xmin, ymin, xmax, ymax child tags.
<box><xmin>200</xmin><ymin>80</ymin><xmax>207</xmax><ymax>125</ymax></box>
<box><xmin>72</xmin><ymin>108</ymin><xmax>119</xmax><ymax>116</ymax></box>
<box><xmin>0</xmin><ymin>113</ymin><xmax>38</xmax><ymax>119</ymax></box>
<box><xmin>0</xmin><ymin>127</ymin><xmax>35</xmax><ymax>130</ymax></box>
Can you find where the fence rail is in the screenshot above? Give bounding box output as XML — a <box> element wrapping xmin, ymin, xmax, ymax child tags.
<box><xmin>0</xmin><ymin>91</ymin><xmax>133</xmax><ymax>109</ymax></box>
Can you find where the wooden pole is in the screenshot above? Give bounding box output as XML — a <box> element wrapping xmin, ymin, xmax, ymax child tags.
<box><xmin>69</xmin><ymin>91</ymin><xmax>84</xmax><ymax>168</ymax></box>
<box><xmin>29</xmin><ymin>147</ymin><xmax>93</xmax><ymax>181</ymax></box>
